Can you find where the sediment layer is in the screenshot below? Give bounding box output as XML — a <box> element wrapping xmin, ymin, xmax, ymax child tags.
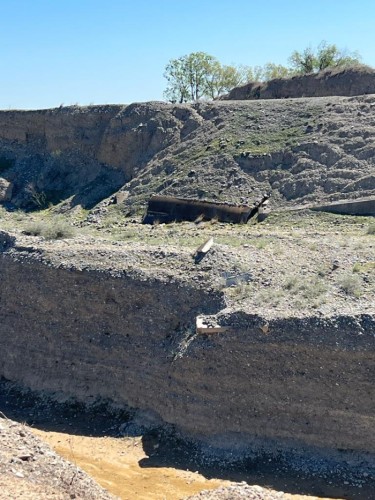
<box><xmin>0</xmin><ymin>242</ymin><xmax>374</xmax><ymax>467</ymax></box>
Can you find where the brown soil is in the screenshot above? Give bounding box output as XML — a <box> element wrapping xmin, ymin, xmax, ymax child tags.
<box><xmin>32</xmin><ymin>429</ymin><xmax>228</xmax><ymax>499</ymax></box>
<box><xmin>0</xmin><ymin>384</ymin><xmax>362</xmax><ymax>500</ymax></box>
<box><xmin>31</xmin><ymin>428</ymin><xmax>341</xmax><ymax>500</ymax></box>
<box><xmin>0</xmin><ymin>417</ymin><xmax>115</xmax><ymax>499</ymax></box>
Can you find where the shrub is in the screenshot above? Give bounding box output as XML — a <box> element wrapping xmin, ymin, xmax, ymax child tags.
<box><xmin>24</xmin><ymin>218</ymin><xmax>75</xmax><ymax>240</ymax></box>
<box><xmin>339</xmin><ymin>274</ymin><xmax>362</xmax><ymax>297</ymax></box>
<box><xmin>367</xmin><ymin>223</ymin><xmax>375</xmax><ymax>235</ymax></box>
<box><xmin>25</xmin><ymin>183</ymin><xmax>49</xmax><ymax>209</ymax></box>
<box><xmin>352</xmin><ymin>262</ymin><xmax>361</xmax><ymax>273</ymax></box>
<box><xmin>23</xmin><ymin>221</ymin><xmax>45</xmax><ymax>236</ymax></box>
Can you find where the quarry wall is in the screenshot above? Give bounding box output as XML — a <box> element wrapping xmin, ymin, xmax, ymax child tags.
<box><xmin>0</xmin><ymin>247</ymin><xmax>374</xmax><ymax>466</ymax></box>
<box><xmin>0</xmin><ymin>103</ymin><xmax>202</xmax><ymax>208</ymax></box>
<box><xmin>224</xmin><ymin>67</ymin><xmax>375</xmax><ymax>100</ymax></box>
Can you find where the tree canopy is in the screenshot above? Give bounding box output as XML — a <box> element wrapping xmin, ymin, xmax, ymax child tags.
<box><xmin>289</xmin><ymin>41</ymin><xmax>362</xmax><ymax>74</ymax></box>
<box><xmin>163</xmin><ymin>42</ymin><xmax>363</xmax><ymax>102</ymax></box>
<box><xmin>163</xmin><ymin>52</ymin><xmax>253</xmax><ymax>103</ymax></box>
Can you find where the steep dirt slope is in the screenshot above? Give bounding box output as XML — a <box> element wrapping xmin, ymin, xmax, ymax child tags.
<box><xmin>223</xmin><ymin>66</ymin><xmax>375</xmax><ymax>100</ymax></box>
<box><xmin>0</xmin><ymin>94</ymin><xmax>374</xmax><ymax>214</ymax></box>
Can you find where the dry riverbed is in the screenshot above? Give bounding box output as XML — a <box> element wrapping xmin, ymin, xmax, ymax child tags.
<box><xmin>31</xmin><ymin>428</ymin><xmax>344</xmax><ymax>500</ymax></box>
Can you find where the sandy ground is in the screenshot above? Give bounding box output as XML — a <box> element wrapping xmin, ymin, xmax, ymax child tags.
<box><xmin>31</xmin><ymin>429</ymin><xmax>343</xmax><ymax>500</ymax></box>
<box><xmin>31</xmin><ymin>429</ymin><xmax>229</xmax><ymax>499</ymax></box>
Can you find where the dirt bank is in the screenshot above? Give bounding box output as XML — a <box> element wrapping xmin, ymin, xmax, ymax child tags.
<box><xmin>223</xmin><ymin>66</ymin><xmax>375</xmax><ymax>101</ymax></box>
<box><xmin>0</xmin><ymin>212</ymin><xmax>374</xmax><ymax>483</ymax></box>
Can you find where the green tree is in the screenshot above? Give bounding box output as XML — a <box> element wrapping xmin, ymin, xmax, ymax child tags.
<box><xmin>164</xmin><ymin>52</ymin><xmax>219</xmax><ymax>102</ymax></box>
<box><xmin>164</xmin><ymin>53</ymin><xmax>253</xmax><ymax>102</ymax></box>
<box><xmin>316</xmin><ymin>41</ymin><xmax>339</xmax><ymax>70</ymax></box>
<box><xmin>262</xmin><ymin>62</ymin><xmax>292</xmax><ymax>80</ymax></box>
<box><xmin>289</xmin><ymin>41</ymin><xmax>362</xmax><ymax>74</ymax></box>
<box><xmin>163</xmin><ymin>57</ymin><xmax>190</xmax><ymax>103</ymax></box>
<box><xmin>205</xmin><ymin>64</ymin><xmax>257</xmax><ymax>98</ymax></box>
<box><xmin>317</xmin><ymin>41</ymin><xmax>362</xmax><ymax>70</ymax></box>
<box><xmin>289</xmin><ymin>46</ymin><xmax>317</xmax><ymax>74</ymax></box>
<box><xmin>163</xmin><ymin>44</ymin><xmax>364</xmax><ymax>102</ymax></box>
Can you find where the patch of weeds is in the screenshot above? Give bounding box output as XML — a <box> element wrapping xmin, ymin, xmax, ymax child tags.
<box><xmin>352</xmin><ymin>262</ymin><xmax>361</xmax><ymax>273</ymax></box>
<box><xmin>236</xmin><ymin>126</ymin><xmax>304</xmax><ymax>155</ymax></box>
<box><xmin>351</xmin><ymin>261</ymin><xmax>375</xmax><ymax>273</ymax></box>
<box><xmin>216</xmin><ymin>235</ymin><xmax>244</xmax><ymax>247</ymax></box>
<box><xmin>270</xmin><ymin>242</ymin><xmax>283</xmax><ymax>255</ymax></box>
<box><xmin>339</xmin><ymin>239</ymin><xmax>350</xmax><ymax>248</ymax></box>
<box><xmin>113</xmin><ymin>228</ymin><xmax>142</xmax><ymax>242</ymax></box>
<box><xmin>254</xmin><ymin>287</ymin><xmax>284</xmax><ymax>307</ymax></box>
<box><xmin>352</xmin><ymin>241</ymin><xmax>365</xmax><ymax>250</ymax></box>
<box><xmin>253</xmin><ymin>238</ymin><xmax>268</xmax><ymax>249</ymax></box>
<box><xmin>283</xmin><ymin>275</ymin><xmax>328</xmax><ymax>301</ymax></box>
<box><xmin>285</xmin><ymin>276</ymin><xmax>298</xmax><ymax>290</ymax></box>
<box><xmin>311</xmin><ymin>295</ymin><xmax>327</xmax><ymax>309</ymax></box>
<box><xmin>12</xmin><ymin>210</ymin><xmax>27</xmax><ymax>222</ymax></box>
<box><xmin>24</xmin><ymin>218</ymin><xmax>75</xmax><ymax>239</ymax></box>
<box><xmin>23</xmin><ymin>221</ymin><xmax>45</xmax><ymax>236</ymax></box>
<box><xmin>338</xmin><ymin>273</ymin><xmax>363</xmax><ymax>297</ymax></box>
<box><xmin>225</xmin><ymin>283</ymin><xmax>252</xmax><ymax>300</ymax></box>
<box><xmin>362</xmin><ymin>262</ymin><xmax>375</xmax><ymax>272</ymax></box>
<box><xmin>367</xmin><ymin>223</ymin><xmax>375</xmax><ymax>235</ymax></box>
<box><xmin>300</xmin><ymin>280</ymin><xmax>328</xmax><ymax>300</ymax></box>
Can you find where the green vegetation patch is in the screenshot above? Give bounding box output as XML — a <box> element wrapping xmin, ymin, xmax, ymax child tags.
<box><xmin>24</xmin><ymin>217</ymin><xmax>75</xmax><ymax>240</ymax></box>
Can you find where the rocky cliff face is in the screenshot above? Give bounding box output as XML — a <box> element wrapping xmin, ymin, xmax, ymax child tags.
<box><xmin>0</xmin><ymin>238</ymin><xmax>374</xmax><ymax>470</ymax></box>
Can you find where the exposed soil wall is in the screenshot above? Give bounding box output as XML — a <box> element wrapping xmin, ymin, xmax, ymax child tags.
<box><xmin>0</xmin><ymin>103</ymin><xmax>202</xmax><ymax>208</ymax></box>
<box><xmin>224</xmin><ymin>66</ymin><xmax>375</xmax><ymax>100</ymax></box>
<box><xmin>0</xmin><ymin>249</ymin><xmax>374</xmax><ymax>467</ymax></box>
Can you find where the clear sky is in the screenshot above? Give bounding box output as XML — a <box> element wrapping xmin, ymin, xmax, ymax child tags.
<box><xmin>1</xmin><ymin>0</ymin><xmax>374</xmax><ymax>109</ymax></box>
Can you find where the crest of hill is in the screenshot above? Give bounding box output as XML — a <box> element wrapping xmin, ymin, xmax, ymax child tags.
<box><xmin>223</xmin><ymin>65</ymin><xmax>375</xmax><ymax>100</ymax></box>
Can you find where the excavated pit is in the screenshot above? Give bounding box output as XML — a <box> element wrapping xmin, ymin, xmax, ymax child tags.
<box><xmin>0</xmin><ymin>233</ymin><xmax>374</xmax><ymax>487</ymax></box>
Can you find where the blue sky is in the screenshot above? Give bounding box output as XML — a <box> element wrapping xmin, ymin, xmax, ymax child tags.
<box><xmin>1</xmin><ymin>0</ymin><xmax>374</xmax><ymax>109</ymax></box>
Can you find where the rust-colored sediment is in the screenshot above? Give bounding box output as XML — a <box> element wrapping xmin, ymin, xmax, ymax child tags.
<box><xmin>32</xmin><ymin>429</ymin><xmax>341</xmax><ymax>500</ymax></box>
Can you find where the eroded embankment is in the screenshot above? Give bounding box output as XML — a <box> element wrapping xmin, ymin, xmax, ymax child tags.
<box><xmin>0</xmin><ymin>240</ymin><xmax>374</xmax><ymax>475</ymax></box>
